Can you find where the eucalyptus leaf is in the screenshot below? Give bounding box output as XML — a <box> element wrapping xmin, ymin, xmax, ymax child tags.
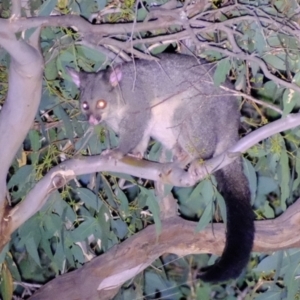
<box><xmin>115</xmin><ymin>186</ymin><xmax>129</xmax><ymax>217</ymax></box>
<box><xmin>0</xmin><ymin>244</ymin><xmax>9</xmax><ymax>265</ymax></box>
<box><xmin>141</xmin><ymin>187</ymin><xmax>161</xmax><ymax>235</ymax></box>
<box><xmin>29</xmin><ymin>130</ymin><xmax>41</xmax><ymax>151</ymax></box>
<box><xmin>200</xmin><ymin>179</ymin><xmax>215</xmax><ymax>203</ymax></box>
<box><xmin>286</xmin><ymin>279</ymin><xmax>300</xmax><ymax>300</ymax></box>
<box><xmin>280</xmin><ymin>249</ymin><xmax>300</xmax><ymax>276</ymax></box>
<box><xmin>235</xmin><ymin>71</ymin><xmax>246</xmax><ymax>91</ymax></box>
<box><xmin>254</xmin><ymin>289</ymin><xmax>284</xmax><ymax>300</ymax></box>
<box><xmin>75</xmin><ymin>46</ymin><xmax>106</xmax><ymax>70</ymax></box>
<box><xmin>292</xmin><ymin>149</ymin><xmax>300</xmax><ymax>191</ymax></box>
<box><xmin>108</xmin><ymin>172</ymin><xmax>135</xmax><ymax>182</ymax></box>
<box><xmin>44</xmin><ymin>58</ymin><xmax>58</xmax><ymax>80</ymax></box>
<box><xmin>38</xmin><ymin>0</ymin><xmax>57</xmax><ymax>16</ymax></box>
<box><xmin>120</xmin><ymin>288</ymin><xmax>139</xmax><ymax>300</ymax></box>
<box><xmin>257</xmin><ymin>176</ymin><xmax>277</xmax><ymax>195</ymax></box>
<box><xmin>53</xmin><ymin>240</ymin><xmax>65</xmax><ymax>269</ymax></box>
<box><xmin>64</xmin><ymin>244</ymin><xmax>76</xmax><ymax>268</ymax></box>
<box><xmin>144</xmin><ymin>271</ymin><xmax>169</xmax><ymax>297</ymax></box>
<box><xmin>137</xmin><ymin>7</ymin><xmax>148</xmax><ymax>21</ymax></box>
<box><xmin>40</xmin><ymin>235</ymin><xmax>55</xmax><ymax>261</ymax></box>
<box><xmin>243</xmin><ymin>158</ymin><xmax>257</xmax><ymax>203</ymax></box>
<box><xmin>25</xmin><ymin>237</ymin><xmax>41</xmax><ymax>267</ymax></box>
<box><xmin>262</xmin><ymin>201</ymin><xmax>275</xmax><ymax>218</ymax></box>
<box><xmin>195</xmin><ymin>201</ymin><xmax>212</xmax><ymax>232</ymax></box>
<box><xmin>101</xmin><ymin>174</ymin><xmax>117</xmax><ymax>208</ymax></box>
<box><xmin>213</xmin><ymin>58</ymin><xmax>230</xmax><ymax>86</ymax></box>
<box><xmin>7</xmin><ymin>165</ymin><xmax>34</xmax><ymax>189</ymax></box>
<box><xmin>278</xmin><ymin>141</ymin><xmax>290</xmax><ymax>209</ymax></box>
<box><xmin>148</xmin><ymin>141</ymin><xmax>163</xmax><ymax>162</ymax></box>
<box><xmin>187</xmin><ymin>180</ymin><xmax>210</xmax><ymax>205</ymax></box>
<box><xmin>216</xmin><ymin>191</ymin><xmax>226</xmax><ymax>223</ymax></box>
<box><xmin>247</xmin><ymin>145</ymin><xmax>269</xmax><ymax>158</ymax></box>
<box><xmin>71</xmin><ymin>244</ymin><xmax>85</xmax><ymax>264</ymax></box>
<box><xmin>53</xmin><ymin>106</ymin><xmax>74</xmax><ymax>143</ymax></box>
<box><xmin>0</xmin><ymin>264</ymin><xmax>13</xmax><ymax>300</ymax></box>
<box><xmin>97</xmin><ymin>205</ymin><xmax>111</xmax><ymax>250</ymax></box>
<box><xmin>52</xmin><ymin>194</ymin><xmax>77</xmax><ymax>222</ymax></box>
<box><xmin>255</xmin><ymin>80</ymin><xmax>283</xmax><ymax>105</ymax></box>
<box><xmin>284</xmin><ymin>261</ymin><xmax>300</xmax><ymax>300</ymax></box>
<box><xmin>250</xmin><ymin>61</ymin><xmax>260</xmax><ymax>77</ymax></box>
<box><xmin>254</xmin><ymin>252</ymin><xmax>280</xmax><ymax>272</ymax></box>
<box><xmin>254</xmin><ymin>27</ymin><xmax>266</xmax><ymax>55</ymax></box>
<box><xmin>111</xmin><ymin>219</ymin><xmax>128</xmax><ymax>240</ymax></box>
<box><xmin>282</xmin><ymin>88</ymin><xmax>299</xmax><ymax>115</ymax></box>
<box><xmin>196</xmin><ymin>284</ymin><xmax>210</xmax><ymax>299</ymax></box>
<box><xmin>71</xmin><ymin>217</ymin><xmax>97</xmax><ymax>241</ymax></box>
<box><xmin>18</xmin><ymin>216</ymin><xmax>42</xmax><ymax>247</ymax></box>
<box><xmin>95</xmin><ymin>0</ymin><xmax>106</xmax><ymax>10</ymax></box>
<box><xmin>87</xmin><ymin>131</ymin><xmax>103</xmax><ymax>155</ymax></box>
<box><xmin>263</xmin><ymin>54</ymin><xmax>286</xmax><ymax>70</ymax></box>
<box><xmin>42</xmin><ymin>214</ymin><xmax>64</xmax><ymax>239</ymax></box>
<box><xmin>77</xmin><ymin>187</ymin><xmax>101</xmax><ymax>211</ymax></box>
<box><xmin>150</xmin><ymin>44</ymin><xmax>171</xmax><ymax>55</ymax></box>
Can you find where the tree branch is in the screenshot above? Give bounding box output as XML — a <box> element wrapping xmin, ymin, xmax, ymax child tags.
<box><xmin>2</xmin><ymin>111</ymin><xmax>300</xmax><ymax>248</ymax></box>
<box><xmin>0</xmin><ymin>26</ymin><xmax>43</xmax><ymax>223</ymax></box>
<box><xmin>29</xmin><ymin>198</ymin><xmax>300</xmax><ymax>300</ymax></box>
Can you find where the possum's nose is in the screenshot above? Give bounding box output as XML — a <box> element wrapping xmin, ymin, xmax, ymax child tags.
<box><xmin>88</xmin><ymin>114</ymin><xmax>101</xmax><ymax>125</ymax></box>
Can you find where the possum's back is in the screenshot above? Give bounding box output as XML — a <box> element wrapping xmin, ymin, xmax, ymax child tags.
<box><xmin>121</xmin><ymin>54</ymin><xmax>232</xmax><ymax>101</ymax></box>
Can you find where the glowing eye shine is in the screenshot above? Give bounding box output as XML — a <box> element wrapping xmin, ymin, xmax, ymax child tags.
<box><xmin>82</xmin><ymin>101</ymin><xmax>89</xmax><ymax>110</ymax></box>
<box><xmin>96</xmin><ymin>99</ymin><xmax>107</xmax><ymax>109</ymax></box>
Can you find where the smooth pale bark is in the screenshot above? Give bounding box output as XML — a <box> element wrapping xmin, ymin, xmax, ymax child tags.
<box><xmin>30</xmin><ymin>199</ymin><xmax>300</xmax><ymax>300</ymax></box>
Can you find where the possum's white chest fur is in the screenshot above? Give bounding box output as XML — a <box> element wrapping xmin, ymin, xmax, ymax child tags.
<box><xmin>145</xmin><ymin>93</ymin><xmax>186</xmax><ymax>151</ymax></box>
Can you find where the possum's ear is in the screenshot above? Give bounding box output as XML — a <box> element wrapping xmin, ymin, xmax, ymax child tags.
<box><xmin>109</xmin><ymin>67</ymin><xmax>122</xmax><ymax>87</ymax></box>
<box><xmin>66</xmin><ymin>68</ymin><xmax>81</xmax><ymax>88</ymax></box>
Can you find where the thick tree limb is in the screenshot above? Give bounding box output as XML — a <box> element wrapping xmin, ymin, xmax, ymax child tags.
<box><xmin>29</xmin><ymin>198</ymin><xmax>300</xmax><ymax>300</ymax></box>
<box><xmin>4</xmin><ymin>111</ymin><xmax>300</xmax><ymax>247</ymax></box>
<box><xmin>0</xmin><ymin>26</ymin><xmax>43</xmax><ymax>231</ymax></box>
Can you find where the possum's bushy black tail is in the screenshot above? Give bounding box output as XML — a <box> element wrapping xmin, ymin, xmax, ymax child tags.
<box><xmin>198</xmin><ymin>160</ymin><xmax>255</xmax><ymax>283</ymax></box>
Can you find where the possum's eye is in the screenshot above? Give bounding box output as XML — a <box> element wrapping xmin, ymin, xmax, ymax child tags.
<box><xmin>96</xmin><ymin>99</ymin><xmax>107</xmax><ymax>109</ymax></box>
<box><xmin>82</xmin><ymin>101</ymin><xmax>89</xmax><ymax>110</ymax></box>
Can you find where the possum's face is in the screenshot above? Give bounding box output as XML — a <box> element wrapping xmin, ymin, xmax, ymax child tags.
<box><xmin>80</xmin><ymin>97</ymin><xmax>108</xmax><ymax>125</ymax></box>
<box><xmin>78</xmin><ymin>72</ymin><xmax>116</xmax><ymax>126</ymax></box>
<box><xmin>67</xmin><ymin>67</ymin><xmax>122</xmax><ymax>126</ymax></box>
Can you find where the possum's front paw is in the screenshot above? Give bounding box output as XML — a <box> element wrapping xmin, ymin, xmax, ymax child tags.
<box><xmin>172</xmin><ymin>143</ymin><xmax>191</xmax><ymax>167</ymax></box>
<box><xmin>101</xmin><ymin>149</ymin><xmax>143</xmax><ymax>160</ymax></box>
<box><xmin>128</xmin><ymin>151</ymin><xmax>143</xmax><ymax>160</ymax></box>
<box><xmin>101</xmin><ymin>149</ymin><xmax>124</xmax><ymax>160</ymax></box>
<box><xmin>188</xmin><ymin>159</ymin><xmax>207</xmax><ymax>180</ymax></box>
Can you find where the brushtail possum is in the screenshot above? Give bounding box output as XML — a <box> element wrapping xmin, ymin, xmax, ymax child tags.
<box><xmin>68</xmin><ymin>54</ymin><xmax>254</xmax><ymax>283</ymax></box>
